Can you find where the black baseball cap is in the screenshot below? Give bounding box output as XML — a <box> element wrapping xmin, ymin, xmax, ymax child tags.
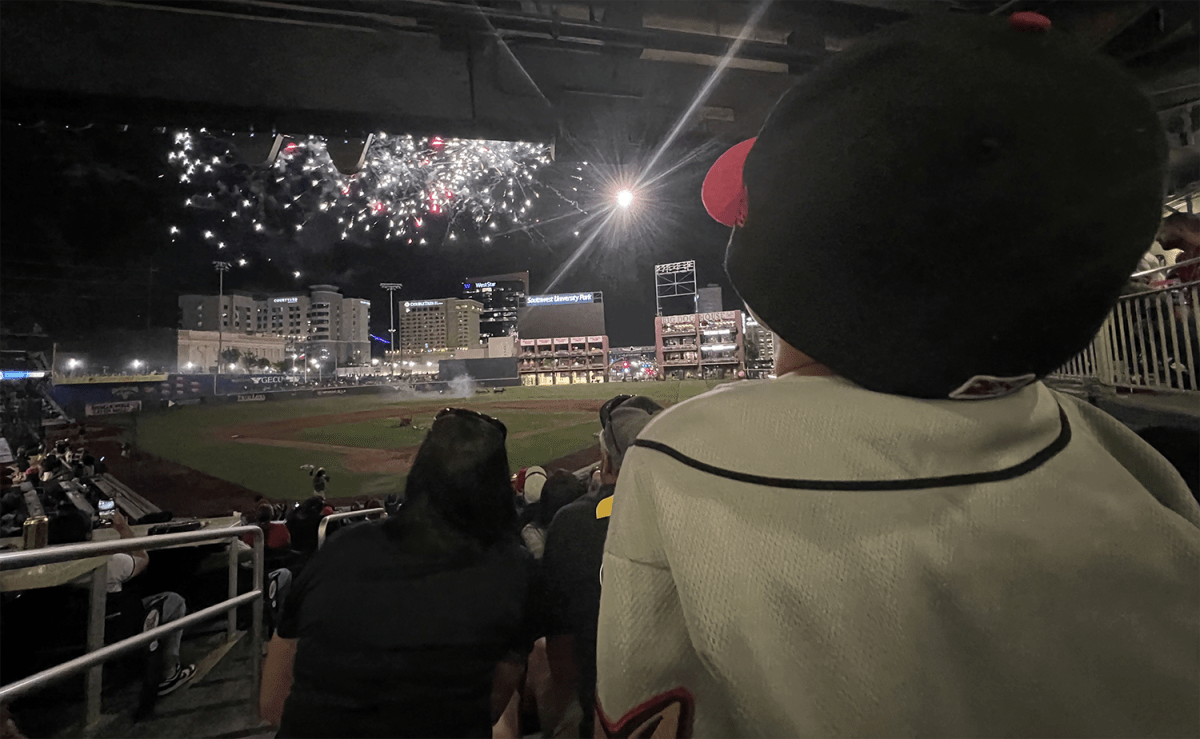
<box><xmin>705</xmin><ymin>12</ymin><xmax>1167</xmax><ymax>399</ymax></box>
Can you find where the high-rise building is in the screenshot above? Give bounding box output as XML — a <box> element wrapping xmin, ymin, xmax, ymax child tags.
<box><xmin>398</xmin><ymin>298</ymin><xmax>483</xmax><ymax>355</ymax></box>
<box><xmin>696</xmin><ymin>284</ymin><xmax>723</xmax><ymax>314</ymax></box>
<box><xmin>178</xmin><ymin>284</ymin><xmax>370</xmax><ymax>365</ymax></box>
<box><xmin>462</xmin><ymin>271</ymin><xmax>528</xmax><ymax>339</ymax></box>
<box><xmin>743</xmin><ymin>313</ymin><xmax>776</xmax><ymax>379</ymax></box>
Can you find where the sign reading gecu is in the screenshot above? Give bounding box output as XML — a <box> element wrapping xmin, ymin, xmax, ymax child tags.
<box><xmin>86</xmin><ymin>401</ymin><xmax>143</xmax><ymax>416</ymax></box>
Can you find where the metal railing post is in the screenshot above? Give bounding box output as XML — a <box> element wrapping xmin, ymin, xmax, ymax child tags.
<box><xmin>227</xmin><ymin>539</ymin><xmax>238</xmax><ymax>640</ymax></box>
<box><xmin>86</xmin><ymin>564</ymin><xmax>106</xmax><ymax>728</ymax></box>
<box><xmin>250</xmin><ymin>532</ymin><xmax>264</xmax><ymax>708</ymax></box>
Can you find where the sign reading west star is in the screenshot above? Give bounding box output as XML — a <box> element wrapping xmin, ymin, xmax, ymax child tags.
<box><xmin>526</xmin><ymin>292</ymin><xmax>594</xmax><ymax>306</ymax></box>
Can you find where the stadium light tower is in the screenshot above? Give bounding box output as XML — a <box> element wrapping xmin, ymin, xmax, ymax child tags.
<box><xmin>380</xmin><ymin>282</ymin><xmax>403</xmax><ymax>353</ymax></box>
<box><xmin>213</xmin><ymin>261</ymin><xmax>232</xmax><ymax>393</ymax></box>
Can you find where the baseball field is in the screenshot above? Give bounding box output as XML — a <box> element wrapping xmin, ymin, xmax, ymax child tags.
<box><xmin>119</xmin><ymin>380</ymin><xmax>720</xmax><ymax>504</ymax></box>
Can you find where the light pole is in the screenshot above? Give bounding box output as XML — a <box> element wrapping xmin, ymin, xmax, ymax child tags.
<box><xmin>213</xmin><ymin>261</ymin><xmax>231</xmax><ymax>394</ymax></box>
<box><xmin>380</xmin><ymin>282</ymin><xmax>402</xmax><ymax>354</ymax></box>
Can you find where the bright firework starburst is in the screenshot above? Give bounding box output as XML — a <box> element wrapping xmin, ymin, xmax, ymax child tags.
<box><xmin>167</xmin><ymin>129</ymin><xmax>557</xmax><ymax>248</ymax></box>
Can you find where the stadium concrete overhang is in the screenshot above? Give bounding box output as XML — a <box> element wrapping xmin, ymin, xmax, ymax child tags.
<box><xmin>2</xmin><ymin>1</ymin><xmax>1196</xmax><ymax>172</ymax></box>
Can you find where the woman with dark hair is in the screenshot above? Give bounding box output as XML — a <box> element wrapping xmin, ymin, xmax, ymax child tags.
<box><xmin>260</xmin><ymin>408</ymin><xmax>534</xmax><ymax>738</ymax></box>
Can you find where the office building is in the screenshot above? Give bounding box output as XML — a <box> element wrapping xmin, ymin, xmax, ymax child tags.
<box><xmin>462</xmin><ymin>271</ymin><xmax>528</xmax><ymax>339</ymax></box>
<box><xmin>696</xmin><ymin>284</ymin><xmax>723</xmax><ymax>314</ymax></box>
<box><xmin>655</xmin><ymin>309</ymin><xmax>745</xmax><ymax>380</ymax></box>
<box><xmin>178</xmin><ymin>284</ymin><xmax>370</xmax><ymax>365</ymax></box>
<box><xmin>743</xmin><ymin>313</ymin><xmax>776</xmax><ymax>379</ymax></box>
<box><xmin>398</xmin><ymin>298</ymin><xmax>483</xmax><ymax>355</ymax></box>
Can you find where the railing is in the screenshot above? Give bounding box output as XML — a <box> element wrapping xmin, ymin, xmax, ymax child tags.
<box><xmin>0</xmin><ymin>526</ymin><xmax>264</xmax><ymax>729</ymax></box>
<box><xmin>1050</xmin><ymin>279</ymin><xmax>1199</xmax><ymax>394</ymax></box>
<box><xmin>317</xmin><ymin>508</ymin><xmax>387</xmax><ymax>549</ymax></box>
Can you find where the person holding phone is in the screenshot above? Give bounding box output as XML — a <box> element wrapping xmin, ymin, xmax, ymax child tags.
<box><xmin>103</xmin><ymin>512</ymin><xmax>197</xmax><ymax>696</ymax></box>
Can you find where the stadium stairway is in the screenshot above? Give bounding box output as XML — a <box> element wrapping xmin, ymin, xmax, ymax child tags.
<box><xmin>96</xmin><ymin>630</ymin><xmax>272</xmax><ymax>739</ymax></box>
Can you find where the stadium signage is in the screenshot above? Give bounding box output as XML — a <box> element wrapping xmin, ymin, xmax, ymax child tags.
<box><xmin>316</xmin><ymin>389</ymin><xmax>347</xmax><ymax>396</ymax></box>
<box><xmin>86</xmin><ymin>401</ymin><xmax>142</xmax><ymax>416</ymax></box>
<box><xmin>464</xmin><ymin>281</ymin><xmax>496</xmax><ymax>289</ymax></box>
<box><xmin>273</xmin><ymin>297</ymin><xmax>299</xmax><ymax>303</ymax></box>
<box><xmin>237</xmin><ymin>394</ymin><xmax>266</xmax><ymax>402</ymax></box>
<box><xmin>526</xmin><ymin>292</ymin><xmax>593</xmax><ymax>306</ymax></box>
<box><xmin>248</xmin><ymin>375</ymin><xmax>287</xmax><ymax>385</ymax></box>
<box><xmin>588</xmin><ymin>336</ymin><xmax>604</xmax><ymax>342</ymax></box>
<box><xmin>0</xmin><ymin>370</ymin><xmax>46</xmax><ymax>380</ymax></box>
<box><xmin>405</xmin><ymin>300</ymin><xmax>443</xmax><ymax>308</ymax></box>
<box><xmin>168</xmin><ymin>398</ymin><xmax>202</xmax><ymax>407</ymax></box>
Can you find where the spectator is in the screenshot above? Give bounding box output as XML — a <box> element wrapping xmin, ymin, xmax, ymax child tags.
<box><xmin>285</xmin><ymin>496</ymin><xmax>327</xmax><ymax>555</ymax></box>
<box><xmin>540</xmin><ymin>395</ymin><xmax>663</xmax><ymax>738</ymax></box>
<box><xmin>594</xmin><ymin>14</ymin><xmax>1200</xmax><ymax>739</ymax></box>
<box><xmin>521</xmin><ymin>470</ymin><xmax>585</xmax><ymax>560</ymax></box>
<box><xmin>243</xmin><ymin>502</ymin><xmax>291</xmax><ymax>550</ymax></box>
<box><xmin>260</xmin><ymin>407</ymin><xmax>535</xmax><ymax>738</ymax></box>
<box><xmin>71</xmin><ymin>512</ymin><xmax>196</xmax><ymax>696</ymax></box>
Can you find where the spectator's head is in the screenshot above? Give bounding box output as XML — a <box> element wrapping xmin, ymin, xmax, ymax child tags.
<box><xmin>256</xmin><ymin>502</ymin><xmax>275</xmax><ymax>524</ymax></box>
<box><xmin>522</xmin><ymin>466</ymin><xmax>547</xmax><ymax>506</ymax></box>
<box><xmin>599</xmin><ymin>396</ymin><xmax>664</xmax><ymax>484</ymax></box>
<box><xmin>398</xmin><ymin>407</ymin><xmax>515</xmax><ymax>549</ymax></box>
<box><xmin>708</xmin><ymin>13</ymin><xmax>1167</xmax><ymax>400</ymax></box>
<box><xmin>298</xmin><ymin>495</ymin><xmax>326</xmax><ymax>517</ymax></box>
<box><xmin>537</xmin><ymin>470</ymin><xmax>588</xmax><ymax>528</ymax></box>
<box><xmin>1136</xmin><ymin>426</ymin><xmax>1200</xmax><ymax>503</ymax></box>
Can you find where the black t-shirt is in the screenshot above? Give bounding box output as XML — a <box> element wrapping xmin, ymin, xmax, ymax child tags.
<box><xmin>276</xmin><ymin>519</ymin><xmax>535</xmax><ymax>738</ymax></box>
<box><xmin>539</xmin><ymin>484</ymin><xmax>614</xmax><ymax>739</ymax></box>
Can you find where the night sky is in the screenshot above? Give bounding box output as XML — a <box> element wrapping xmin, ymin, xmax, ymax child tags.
<box><xmin>0</xmin><ymin>121</ymin><xmax>740</xmax><ymax>349</ymax></box>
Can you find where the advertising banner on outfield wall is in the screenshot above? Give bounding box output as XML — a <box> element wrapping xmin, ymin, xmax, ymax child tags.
<box><xmin>236</xmin><ymin>394</ymin><xmax>267</xmax><ymax>402</ymax></box>
<box><xmin>86</xmin><ymin>400</ymin><xmax>143</xmax><ymax>416</ymax></box>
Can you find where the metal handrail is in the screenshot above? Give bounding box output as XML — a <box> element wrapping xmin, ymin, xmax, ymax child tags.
<box><xmin>0</xmin><ymin>525</ymin><xmax>264</xmax><ymax>728</ymax></box>
<box><xmin>1130</xmin><ymin>255</ymin><xmax>1200</xmax><ymax>279</ymax></box>
<box><xmin>317</xmin><ymin>508</ymin><xmax>386</xmax><ymax>549</ymax></box>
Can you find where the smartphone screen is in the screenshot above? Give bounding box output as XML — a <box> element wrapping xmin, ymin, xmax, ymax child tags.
<box><xmin>98</xmin><ymin>500</ymin><xmax>115</xmax><ymax>518</ymax></box>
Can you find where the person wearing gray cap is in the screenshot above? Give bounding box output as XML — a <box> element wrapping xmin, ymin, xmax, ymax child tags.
<box><xmin>539</xmin><ymin>395</ymin><xmax>664</xmax><ymax>739</ymax></box>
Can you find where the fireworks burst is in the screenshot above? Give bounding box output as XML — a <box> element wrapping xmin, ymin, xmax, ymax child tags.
<box><xmin>167</xmin><ymin>129</ymin><xmax>557</xmax><ymax>250</ymax></box>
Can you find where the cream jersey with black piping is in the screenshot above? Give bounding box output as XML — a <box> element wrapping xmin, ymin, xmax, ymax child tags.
<box><xmin>594</xmin><ymin>375</ymin><xmax>1200</xmax><ymax>738</ymax></box>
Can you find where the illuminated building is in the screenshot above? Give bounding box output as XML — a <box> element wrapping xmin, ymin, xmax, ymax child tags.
<box><xmin>655</xmin><ymin>310</ymin><xmax>745</xmax><ymax>380</ymax></box>
<box><xmin>398</xmin><ymin>298</ymin><xmax>483</xmax><ymax>356</ymax></box>
<box><xmin>462</xmin><ymin>271</ymin><xmax>528</xmax><ymax>340</ymax></box>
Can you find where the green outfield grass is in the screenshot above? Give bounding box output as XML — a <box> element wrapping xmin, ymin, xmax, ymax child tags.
<box><xmin>122</xmin><ymin>380</ymin><xmax>721</xmax><ymax>500</ymax></box>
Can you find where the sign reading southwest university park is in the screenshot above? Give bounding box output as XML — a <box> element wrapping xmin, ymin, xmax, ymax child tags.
<box><xmin>526</xmin><ymin>292</ymin><xmax>594</xmax><ymax>306</ymax></box>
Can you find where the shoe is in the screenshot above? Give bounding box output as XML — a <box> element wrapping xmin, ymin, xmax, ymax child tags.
<box><xmin>157</xmin><ymin>663</ymin><xmax>196</xmax><ymax>696</ymax></box>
